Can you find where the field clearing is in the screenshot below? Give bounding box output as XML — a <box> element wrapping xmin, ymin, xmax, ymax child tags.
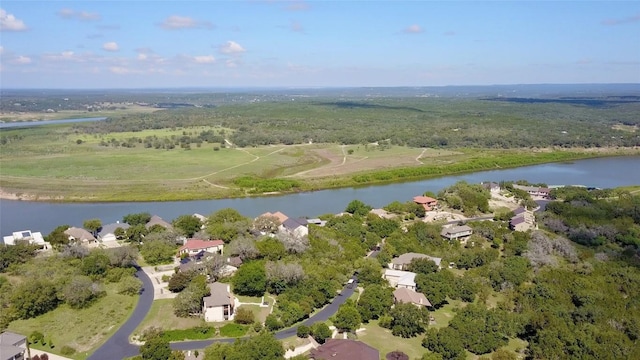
<box><xmin>133</xmin><ymin>299</ymin><xmax>203</xmax><ymax>338</ymax></box>
<box><xmin>0</xmin><ymin>105</ymin><xmax>163</xmax><ymax>122</ymax></box>
<box><xmin>8</xmin><ymin>284</ymin><xmax>138</xmax><ymax>360</ymax></box>
<box><xmin>357</xmin><ymin>320</ymin><xmax>427</xmax><ymax>359</ymax></box>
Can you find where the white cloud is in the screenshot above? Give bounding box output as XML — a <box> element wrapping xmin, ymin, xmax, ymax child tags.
<box><xmin>102</xmin><ymin>41</ymin><xmax>119</xmax><ymax>51</ymax></box>
<box><xmin>226</xmin><ymin>59</ymin><xmax>238</xmax><ymax>68</ymax></box>
<box><xmin>1</xmin><ymin>8</ymin><xmax>28</xmax><ymax>31</ymax></box>
<box><xmin>137</xmin><ymin>53</ymin><xmax>148</xmax><ymax>60</ymax></box>
<box><xmin>159</xmin><ymin>15</ymin><xmax>213</xmax><ymax>30</ymax></box>
<box><xmin>403</xmin><ymin>24</ymin><xmax>423</xmax><ymax>34</ymax></box>
<box><xmin>109</xmin><ymin>66</ymin><xmax>130</xmax><ymax>74</ymax></box>
<box><xmin>193</xmin><ymin>55</ymin><xmax>215</xmax><ymax>64</ymax></box>
<box><xmin>0</xmin><ymin>46</ymin><xmax>4</xmax><ymax>54</ymax></box>
<box><xmin>286</xmin><ymin>1</ymin><xmax>310</xmax><ymax>11</ymax></box>
<box><xmin>14</xmin><ymin>55</ymin><xmax>32</xmax><ymax>64</ymax></box>
<box><xmin>220</xmin><ymin>41</ymin><xmax>246</xmax><ymax>54</ymax></box>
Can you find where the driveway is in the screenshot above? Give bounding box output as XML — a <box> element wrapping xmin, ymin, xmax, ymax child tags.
<box><xmin>87</xmin><ymin>265</ymin><xmax>154</xmax><ymax>360</ymax></box>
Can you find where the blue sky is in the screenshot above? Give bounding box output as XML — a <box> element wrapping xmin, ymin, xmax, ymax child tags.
<box><xmin>1</xmin><ymin>1</ymin><xmax>639</xmax><ymax>88</ymax></box>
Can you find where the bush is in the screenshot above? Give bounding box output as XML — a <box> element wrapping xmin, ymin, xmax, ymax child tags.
<box><xmin>161</xmin><ymin>326</ymin><xmax>215</xmax><ymax>341</ymax></box>
<box><xmin>297</xmin><ymin>325</ymin><xmax>310</xmax><ymax>338</ymax></box>
<box><xmin>60</xmin><ymin>345</ymin><xmax>76</xmax><ymax>356</ymax></box>
<box><xmin>311</xmin><ymin>322</ymin><xmax>332</xmax><ymax>344</ymax></box>
<box><xmin>29</xmin><ymin>331</ymin><xmax>44</xmax><ymax>344</ymax></box>
<box><xmin>234</xmin><ymin>307</ymin><xmax>255</xmax><ymax>325</ymax></box>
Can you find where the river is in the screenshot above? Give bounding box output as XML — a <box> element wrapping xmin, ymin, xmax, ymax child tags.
<box><xmin>0</xmin><ymin>117</ymin><xmax>107</xmax><ymax>129</ymax></box>
<box><xmin>1</xmin><ymin>156</ymin><xmax>639</xmax><ymax>235</ymax></box>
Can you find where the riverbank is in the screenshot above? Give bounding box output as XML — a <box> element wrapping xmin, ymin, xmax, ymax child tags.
<box><xmin>1</xmin><ymin>147</ymin><xmax>637</xmax><ymax>203</ymax></box>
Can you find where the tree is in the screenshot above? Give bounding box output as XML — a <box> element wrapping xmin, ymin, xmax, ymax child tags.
<box><xmin>297</xmin><ymin>325</ymin><xmax>310</xmax><ymax>338</ymax></box>
<box><xmin>126</xmin><ymin>224</ymin><xmax>149</xmax><ymax>243</ymax></box>
<box><xmin>81</xmin><ymin>251</ymin><xmax>111</xmax><ymax>278</ymax></box>
<box><xmin>140</xmin><ymin>333</ymin><xmax>172</xmax><ymax>360</ymax></box>
<box><xmin>234</xmin><ymin>307</ymin><xmax>255</xmax><ymax>325</ymax></box>
<box><xmin>388</xmin><ymin>303</ymin><xmax>430</xmax><ymax>338</ymax></box>
<box><xmin>228</xmin><ymin>237</ymin><xmax>259</xmax><ymax>260</ymax></box>
<box><xmin>311</xmin><ymin>322</ymin><xmax>332</xmax><ymax>344</ymax></box>
<box><xmin>232</xmin><ymin>261</ymin><xmax>266</xmax><ymax>296</ymax></box>
<box><xmin>140</xmin><ymin>240</ymin><xmax>176</xmax><ymax>265</ymax></box>
<box><xmin>0</xmin><ymin>243</ymin><xmax>37</xmax><ymax>272</ymax></box>
<box><xmin>83</xmin><ymin>218</ymin><xmax>102</xmax><ymax>237</ymax></box>
<box><xmin>173</xmin><ymin>215</ymin><xmax>202</xmax><ymax>237</ymax></box>
<box><xmin>168</xmin><ymin>271</ymin><xmax>196</xmax><ymax>293</ymax></box>
<box><xmin>45</xmin><ymin>225</ymin><xmax>71</xmax><ymax>247</ymax></box>
<box><xmin>106</xmin><ymin>245</ymin><xmax>139</xmax><ymax>268</ymax></box>
<box><xmin>254</xmin><ymin>215</ymin><xmax>281</xmax><ymax>234</ymax></box>
<box><xmin>118</xmin><ymin>276</ymin><xmax>143</xmax><ymax>295</ymax></box>
<box><xmin>357</xmin><ymin>284</ymin><xmax>394</xmax><ymax>322</ymax></box>
<box><xmin>407</xmin><ymin>258</ymin><xmax>439</xmax><ymax>275</ymax></box>
<box><xmin>345</xmin><ymin>199</ymin><xmax>372</xmax><ymax>217</ymax></box>
<box><xmin>332</xmin><ymin>300</ymin><xmax>362</xmax><ymax>332</ymax></box>
<box><xmin>10</xmin><ymin>280</ymin><xmax>60</xmax><ymax>319</ymax></box>
<box><xmin>173</xmin><ymin>275</ymin><xmax>209</xmax><ymax>317</ymax></box>
<box><xmin>123</xmin><ymin>212</ymin><xmax>152</xmax><ymax>226</ymax></box>
<box><xmin>63</xmin><ymin>276</ymin><xmax>104</xmax><ymax>308</ymax></box>
<box><xmin>256</xmin><ymin>238</ymin><xmax>286</xmax><ymax>261</ymax></box>
<box><xmin>422</xmin><ymin>327</ymin><xmax>466</xmax><ymax>360</ymax></box>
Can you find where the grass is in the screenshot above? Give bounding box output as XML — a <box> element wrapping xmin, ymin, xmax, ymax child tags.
<box><xmin>430</xmin><ymin>299</ymin><xmax>463</xmax><ymax>329</ymax></box>
<box><xmin>133</xmin><ymin>299</ymin><xmax>203</xmax><ymax>339</ymax></box>
<box><xmin>8</xmin><ymin>284</ymin><xmax>138</xmax><ymax>360</ymax></box>
<box><xmin>235</xmin><ymin>295</ymin><xmax>264</xmax><ymax>303</ymax></box>
<box><xmin>219</xmin><ymin>323</ymin><xmax>248</xmax><ymax>337</ymax></box>
<box><xmin>357</xmin><ymin>320</ymin><xmax>427</xmax><ymax>360</ymax></box>
<box><xmin>237</xmin><ymin>304</ymin><xmax>272</xmax><ymax>323</ymax></box>
<box><xmin>161</xmin><ymin>326</ymin><xmax>216</xmax><ymax>341</ymax></box>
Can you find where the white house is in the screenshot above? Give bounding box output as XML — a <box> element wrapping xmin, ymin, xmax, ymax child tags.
<box><xmin>203</xmin><ymin>282</ymin><xmax>235</xmax><ymax>322</ymax></box>
<box><xmin>99</xmin><ymin>222</ymin><xmax>131</xmax><ymax>242</ymax></box>
<box><xmin>178</xmin><ymin>239</ymin><xmax>224</xmax><ymax>258</ymax></box>
<box><xmin>280</xmin><ymin>217</ymin><xmax>309</xmax><ymax>238</ymax></box>
<box><xmin>440</xmin><ymin>225</ymin><xmax>473</xmax><ymax>242</ymax></box>
<box><xmin>383</xmin><ymin>269</ymin><xmax>417</xmax><ymax>291</ymax></box>
<box><xmin>0</xmin><ymin>331</ymin><xmax>27</xmax><ymax>360</ymax></box>
<box><xmin>2</xmin><ymin>230</ymin><xmax>49</xmax><ymax>249</ymax></box>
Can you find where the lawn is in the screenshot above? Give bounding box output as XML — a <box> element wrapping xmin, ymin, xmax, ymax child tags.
<box><xmin>430</xmin><ymin>299</ymin><xmax>463</xmax><ymax>329</ymax></box>
<box><xmin>236</xmin><ymin>304</ymin><xmax>271</xmax><ymax>323</ymax></box>
<box><xmin>133</xmin><ymin>299</ymin><xmax>203</xmax><ymax>339</ymax></box>
<box><xmin>8</xmin><ymin>284</ymin><xmax>138</xmax><ymax>360</ymax></box>
<box><xmin>357</xmin><ymin>320</ymin><xmax>428</xmax><ymax>359</ymax></box>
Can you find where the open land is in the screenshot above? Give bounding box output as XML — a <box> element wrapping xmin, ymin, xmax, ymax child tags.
<box><xmin>1</xmin><ymin>88</ymin><xmax>639</xmax><ymax>202</ymax></box>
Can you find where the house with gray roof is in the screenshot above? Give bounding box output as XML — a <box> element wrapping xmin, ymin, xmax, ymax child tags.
<box><xmin>99</xmin><ymin>222</ymin><xmax>130</xmax><ymax>242</ymax></box>
<box><xmin>310</xmin><ymin>339</ymin><xmax>379</xmax><ymax>360</ymax></box>
<box><xmin>203</xmin><ymin>282</ymin><xmax>235</xmax><ymax>322</ymax></box>
<box><xmin>146</xmin><ymin>215</ymin><xmax>173</xmax><ymax>230</ymax></box>
<box><xmin>393</xmin><ymin>287</ymin><xmax>431</xmax><ymax>307</ymax></box>
<box><xmin>64</xmin><ymin>227</ymin><xmax>97</xmax><ymax>245</ymax></box>
<box><xmin>0</xmin><ymin>331</ymin><xmax>26</xmax><ymax>360</ymax></box>
<box><xmin>390</xmin><ymin>252</ymin><xmax>442</xmax><ymax>270</ymax></box>
<box><xmin>383</xmin><ymin>269</ymin><xmax>417</xmax><ymax>291</ymax></box>
<box><xmin>280</xmin><ymin>217</ymin><xmax>308</xmax><ymax>238</ymax></box>
<box><xmin>441</xmin><ymin>225</ymin><xmax>473</xmax><ymax>242</ymax></box>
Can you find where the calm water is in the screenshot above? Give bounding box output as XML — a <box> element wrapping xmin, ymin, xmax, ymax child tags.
<box><xmin>1</xmin><ymin>156</ymin><xmax>639</xmax><ymax>235</ymax></box>
<box><xmin>0</xmin><ymin>117</ymin><xmax>107</xmax><ymax>129</ymax></box>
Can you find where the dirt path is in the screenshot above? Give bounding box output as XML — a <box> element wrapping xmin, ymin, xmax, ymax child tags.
<box><xmin>416</xmin><ymin>148</ymin><xmax>427</xmax><ymax>164</ymax></box>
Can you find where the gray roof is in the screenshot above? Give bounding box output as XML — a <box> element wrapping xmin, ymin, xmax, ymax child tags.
<box><xmin>99</xmin><ymin>222</ymin><xmax>130</xmax><ymax>236</ymax></box>
<box><xmin>0</xmin><ymin>344</ymin><xmax>25</xmax><ymax>359</ymax></box>
<box><xmin>203</xmin><ymin>282</ymin><xmax>232</xmax><ymax>307</ymax></box>
<box><xmin>282</xmin><ymin>217</ymin><xmax>307</xmax><ymax>230</ymax></box>
<box><xmin>392</xmin><ymin>252</ymin><xmax>442</xmax><ymax>267</ymax></box>
<box><xmin>64</xmin><ymin>227</ymin><xmax>96</xmax><ymax>242</ymax></box>
<box><xmin>0</xmin><ymin>331</ymin><xmax>26</xmax><ymax>346</ymax></box>
<box><xmin>441</xmin><ymin>225</ymin><xmax>473</xmax><ymax>236</ymax></box>
<box><xmin>146</xmin><ymin>215</ymin><xmax>173</xmax><ymax>230</ymax></box>
<box><xmin>510</xmin><ymin>216</ymin><xmax>526</xmax><ymax>225</ymax></box>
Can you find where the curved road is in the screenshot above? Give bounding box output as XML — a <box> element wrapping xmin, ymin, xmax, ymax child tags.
<box><xmin>88</xmin><ymin>266</ymin><xmax>358</xmax><ymax>358</ymax></box>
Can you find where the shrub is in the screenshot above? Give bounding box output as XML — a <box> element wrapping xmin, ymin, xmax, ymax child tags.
<box><xmin>234</xmin><ymin>307</ymin><xmax>255</xmax><ymax>325</ymax></box>
<box><xmin>60</xmin><ymin>346</ymin><xmax>76</xmax><ymax>356</ymax></box>
<box><xmin>29</xmin><ymin>331</ymin><xmax>44</xmax><ymax>344</ymax></box>
<box><xmin>297</xmin><ymin>325</ymin><xmax>310</xmax><ymax>338</ymax></box>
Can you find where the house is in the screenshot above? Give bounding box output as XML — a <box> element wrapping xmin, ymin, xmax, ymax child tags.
<box><xmin>178</xmin><ymin>239</ymin><xmax>224</xmax><ymax>258</ymax></box>
<box><xmin>413</xmin><ymin>195</ymin><xmax>439</xmax><ymax>211</ymax></box>
<box><xmin>281</xmin><ymin>217</ymin><xmax>308</xmax><ymax>238</ymax></box>
<box><xmin>2</xmin><ymin>230</ymin><xmax>49</xmax><ymax>249</ymax></box>
<box><xmin>259</xmin><ymin>211</ymin><xmax>289</xmax><ymax>224</ymax></box>
<box><xmin>393</xmin><ymin>287</ymin><xmax>431</xmax><ymax>307</ymax></box>
<box><xmin>440</xmin><ymin>225</ymin><xmax>473</xmax><ymax>242</ymax></box>
<box><xmin>512</xmin><ymin>184</ymin><xmax>551</xmax><ymax>199</ymax></box>
<box><xmin>310</xmin><ymin>339</ymin><xmax>379</xmax><ymax>360</ymax></box>
<box><xmin>369</xmin><ymin>208</ymin><xmax>396</xmax><ymax>219</ymax></box>
<box><xmin>510</xmin><ymin>209</ymin><xmax>535</xmax><ymax>232</ymax></box>
<box><xmin>203</xmin><ymin>282</ymin><xmax>235</xmax><ymax>322</ymax></box>
<box><xmin>146</xmin><ymin>215</ymin><xmax>173</xmax><ymax>230</ymax></box>
<box><xmin>0</xmin><ymin>331</ymin><xmax>27</xmax><ymax>360</ymax></box>
<box><xmin>306</xmin><ymin>218</ymin><xmax>327</xmax><ymax>227</ymax></box>
<box><xmin>64</xmin><ymin>227</ymin><xmax>97</xmax><ymax>245</ymax></box>
<box><xmin>193</xmin><ymin>213</ymin><xmax>208</xmax><ymax>224</ymax></box>
<box><xmin>389</xmin><ymin>252</ymin><xmax>442</xmax><ymax>270</ymax></box>
<box><xmin>481</xmin><ymin>182</ymin><xmax>501</xmax><ymax>193</ymax></box>
<box><xmin>383</xmin><ymin>269</ymin><xmax>417</xmax><ymax>291</ymax></box>
<box><xmin>99</xmin><ymin>222</ymin><xmax>130</xmax><ymax>242</ymax></box>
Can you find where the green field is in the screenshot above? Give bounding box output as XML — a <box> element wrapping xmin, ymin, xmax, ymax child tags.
<box><xmin>7</xmin><ymin>284</ymin><xmax>138</xmax><ymax>360</ymax></box>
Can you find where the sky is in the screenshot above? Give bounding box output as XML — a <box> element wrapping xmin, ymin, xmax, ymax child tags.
<box><xmin>0</xmin><ymin>1</ymin><xmax>639</xmax><ymax>89</ymax></box>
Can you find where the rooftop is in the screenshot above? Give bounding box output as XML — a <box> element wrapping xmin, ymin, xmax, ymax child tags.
<box><xmin>310</xmin><ymin>339</ymin><xmax>379</xmax><ymax>360</ymax></box>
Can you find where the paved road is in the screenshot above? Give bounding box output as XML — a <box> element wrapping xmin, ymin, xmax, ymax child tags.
<box><xmin>88</xmin><ymin>265</ymin><xmax>154</xmax><ymax>360</ymax></box>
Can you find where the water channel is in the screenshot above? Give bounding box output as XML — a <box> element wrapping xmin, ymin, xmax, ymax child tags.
<box><xmin>1</xmin><ymin>156</ymin><xmax>639</xmax><ymax>235</ymax></box>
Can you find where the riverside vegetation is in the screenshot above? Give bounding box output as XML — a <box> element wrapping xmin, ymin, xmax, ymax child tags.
<box><xmin>1</xmin><ymin>90</ymin><xmax>639</xmax><ymax>201</ymax></box>
<box><xmin>2</xmin><ymin>183</ymin><xmax>638</xmax><ymax>359</ymax></box>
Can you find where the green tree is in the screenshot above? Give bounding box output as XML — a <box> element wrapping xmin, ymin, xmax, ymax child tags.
<box><xmin>10</xmin><ymin>280</ymin><xmax>60</xmax><ymax>319</ymax></box>
<box><xmin>173</xmin><ymin>275</ymin><xmax>209</xmax><ymax>317</ymax></box>
<box><xmin>407</xmin><ymin>258</ymin><xmax>439</xmax><ymax>275</ymax></box>
<box><xmin>140</xmin><ymin>240</ymin><xmax>176</xmax><ymax>265</ymax></box>
<box><xmin>310</xmin><ymin>322</ymin><xmax>332</xmax><ymax>344</ymax></box>
<box><xmin>0</xmin><ymin>243</ymin><xmax>38</xmax><ymax>272</ymax></box>
<box><xmin>297</xmin><ymin>325</ymin><xmax>310</xmax><ymax>338</ymax></box>
<box><xmin>415</xmin><ymin>270</ymin><xmax>456</xmax><ymax>308</ymax></box>
<box><xmin>168</xmin><ymin>271</ymin><xmax>196</xmax><ymax>293</ymax></box>
<box><xmin>173</xmin><ymin>215</ymin><xmax>202</xmax><ymax>238</ymax></box>
<box><xmin>357</xmin><ymin>284</ymin><xmax>394</xmax><ymax>322</ymax></box>
<box><xmin>256</xmin><ymin>238</ymin><xmax>286</xmax><ymax>261</ymax></box>
<box><xmin>63</xmin><ymin>276</ymin><xmax>104</xmax><ymax>308</ymax></box>
<box><xmin>345</xmin><ymin>199</ymin><xmax>372</xmax><ymax>217</ymax></box>
<box><xmin>45</xmin><ymin>225</ymin><xmax>71</xmax><ymax>247</ymax></box>
<box><xmin>126</xmin><ymin>224</ymin><xmax>149</xmax><ymax>243</ymax></box>
<box><xmin>232</xmin><ymin>261</ymin><xmax>267</xmax><ymax>296</ymax></box>
<box><xmin>234</xmin><ymin>307</ymin><xmax>255</xmax><ymax>325</ymax></box>
<box><xmin>81</xmin><ymin>251</ymin><xmax>111</xmax><ymax>278</ymax></box>
<box><xmin>422</xmin><ymin>327</ymin><xmax>466</xmax><ymax>360</ymax></box>
<box><xmin>140</xmin><ymin>333</ymin><xmax>172</xmax><ymax>360</ymax></box>
<box><xmin>332</xmin><ymin>300</ymin><xmax>362</xmax><ymax>332</ymax></box>
<box><xmin>83</xmin><ymin>218</ymin><xmax>102</xmax><ymax>237</ymax></box>
<box><xmin>389</xmin><ymin>302</ymin><xmax>430</xmax><ymax>338</ymax></box>
<box><xmin>123</xmin><ymin>212</ymin><xmax>152</xmax><ymax>226</ymax></box>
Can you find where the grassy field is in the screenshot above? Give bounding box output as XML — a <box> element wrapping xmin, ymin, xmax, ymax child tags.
<box><xmin>7</xmin><ymin>284</ymin><xmax>138</xmax><ymax>360</ymax></box>
<box><xmin>133</xmin><ymin>299</ymin><xmax>203</xmax><ymax>339</ymax></box>
<box><xmin>357</xmin><ymin>320</ymin><xmax>427</xmax><ymax>359</ymax></box>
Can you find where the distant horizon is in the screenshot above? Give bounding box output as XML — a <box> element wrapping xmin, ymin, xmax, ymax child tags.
<box><xmin>1</xmin><ymin>1</ymin><xmax>639</xmax><ymax>88</ymax></box>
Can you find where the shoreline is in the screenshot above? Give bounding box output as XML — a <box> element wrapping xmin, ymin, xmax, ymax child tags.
<box><xmin>2</xmin><ymin>150</ymin><xmax>638</xmax><ymax>204</ymax></box>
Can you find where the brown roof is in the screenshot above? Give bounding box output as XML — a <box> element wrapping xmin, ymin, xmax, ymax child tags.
<box><xmin>146</xmin><ymin>215</ymin><xmax>173</xmax><ymax>230</ymax></box>
<box><xmin>310</xmin><ymin>339</ymin><xmax>379</xmax><ymax>360</ymax></box>
<box><xmin>392</xmin><ymin>252</ymin><xmax>442</xmax><ymax>267</ymax></box>
<box><xmin>413</xmin><ymin>195</ymin><xmax>438</xmax><ymax>204</ymax></box>
<box><xmin>179</xmin><ymin>239</ymin><xmax>224</xmax><ymax>252</ymax></box>
<box><xmin>259</xmin><ymin>211</ymin><xmax>289</xmax><ymax>223</ymax></box>
<box><xmin>393</xmin><ymin>287</ymin><xmax>431</xmax><ymax>307</ymax></box>
<box><xmin>203</xmin><ymin>282</ymin><xmax>233</xmax><ymax>307</ymax></box>
<box><xmin>64</xmin><ymin>227</ymin><xmax>96</xmax><ymax>242</ymax></box>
